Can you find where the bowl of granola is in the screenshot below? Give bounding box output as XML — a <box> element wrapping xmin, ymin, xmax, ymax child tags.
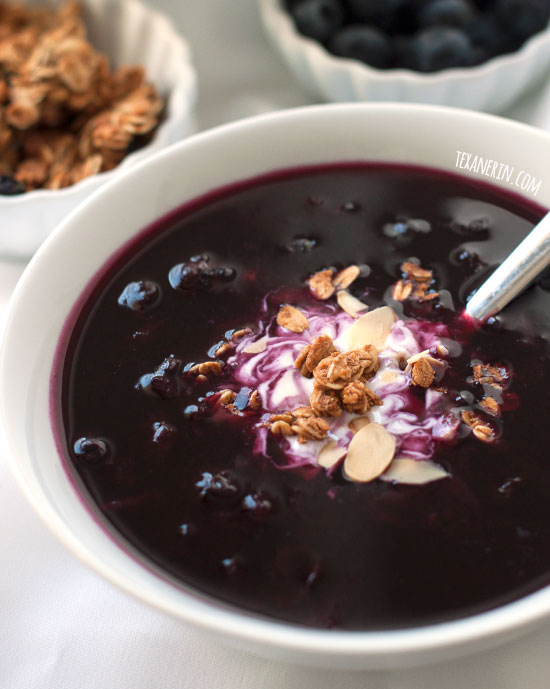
<box><xmin>0</xmin><ymin>0</ymin><xmax>196</xmax><ymax>259</ymax></box>
<box><xmin>2</xmin><ymin>104</ymin><xmax>550</xmax><ymax>669</ymax></box>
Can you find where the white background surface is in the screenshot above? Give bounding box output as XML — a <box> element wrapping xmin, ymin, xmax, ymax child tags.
<box><xmin>1</xmin><ymin>1</ymin><xmax>550</xmax><ymax>687</ymax></box>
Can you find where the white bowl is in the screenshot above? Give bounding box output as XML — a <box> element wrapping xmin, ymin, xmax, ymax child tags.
<box><xmin>2</xmin><ymin>104</ymin><xmax>550</xmax><ymax>670</ymax></box>
<box><xmin>0</xmin><ymin>0</ymin><xmax>197</xmax><ymax>260</ymax></box>
<box><xmin>259</xmin><ymin>0</ymin><xmax>550</xmax><ymax>113</ymax></box>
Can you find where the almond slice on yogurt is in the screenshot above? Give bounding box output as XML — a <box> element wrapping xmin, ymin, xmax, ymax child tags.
<box><xmin>380</xmin><ymin>458</ymin><xmax>450</xmax><ymax>485</ymax></box>
<box><xmin>343</xmin><ymin>422</ymin><xmax>396</xmax><ymax>483</ymax></box>
<box><xmin>317</xmin><ymin>441</ymin><xmax>347</xmax><ymax>469</ymax></box>
<box><xmin>276</xmin><ymin>305</ymin><xmax>309</xmax><ymax>333</ymax></box>
<box><xmin>336</xmin><ymin>290</ymin><xmax>369</xmax><ymax>319</ymax></box>
<box><xmin>243</xmin><ymin>336</ymin><xmax>268</xmax><ymax>354</ymax></box>
<box><xmin>348</xmin><ymin>415</ymin><xmax>371</xmax><ymax>434</ymax></box>
<box><xmin>345</xmin><ymin>306</ymin><xmax>397</xmax><ymax>351</ymax></box>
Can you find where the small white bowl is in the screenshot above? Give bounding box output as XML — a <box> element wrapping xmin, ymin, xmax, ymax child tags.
<box><xmin>0</xmin><ymin>0</ymin><xmax>197</xmax><ymax>260</ymax></box>
<box><xmin>1</xmin><ymin>104</ymin><xmax>550</xmax><ymax>670</ymax></box>
<box><xmin>259</xmin><ymin>0</ymin><xmax>550</xmax><ymax>114</ymax></box>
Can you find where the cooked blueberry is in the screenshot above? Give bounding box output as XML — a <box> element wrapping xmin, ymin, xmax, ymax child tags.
<box><xmin>138</xmin><ymin>356</ymin><xmax>182</xmax><ymax>399</ymax></box>
<box><xmin>410</xmin><ymin>27</ymin><xmax>473</xmax><ymax>71</ymax></box>
<box><xmin>190</xmin><ymin>254</ymin><xmax>209</xmax><ymax>264</ymax></box>
<box><xmin>118</xmin><ymin>280</ymin><xmax>161</xmax><ymax>312</ymax></box>
<box><xmin>221</xmin><ymin>557</ymin><xmax>239</xmax><ymax>574</ymax></box>
<box><xmin>241</xmin><ymin>492</ymin><xmax>273</xmax><ymax>519</ymax></box>
<box><xmin>152</xmin><ymin>421</ymin><xmax>177</xmax><ymax>445</ymax></box>
<box><xmin>179</xmin><ymin>522</ymin><xmax>197</xmax><ymax>536</ymax></box>
<box><xmin>383</xmin><ymin>218</ymin><xmax>430</xmax><ymax>237</ymax></box>
<box><xmin>329</xmin><ymin>25</ymin><xmax>392</xmax><ymax>68</ymax></box>
<box><xmin>290</xmin><ymin>0</ymin><xmax>344</xmax><ymax>43</ymax></box>
<box><xmin>468</xmin><ymin>216</ymin><xmax>491</xmax><ymax>236</ymax></box>
<box><xmin>214</xmin><ymin>267</ymin><xmax>237</xmax><ymax>281</ymax></box>
<box><xmin>288</xmin><ymin>236</ymin><xmax>318</xmax><ymax>253</ymax></box>
<box><xmin>169</xmin><ymin>263</ymin><xmax>202</xmax><ymax>289</ymax></box>
<box><xmin>494</xmin><ymin>0</ymin><xmax>550</xmax><ymax>42</ymax></box>
<box><xmin>418</xmin><ymin>0</ymin><xmax>476</xmax><ymax>29</ymax></box>
<box><xmin>73</xmin><ymin>437</ymin><xmax>109</xmax><ymax>464</ymax></box>
<box><xmin>341</xmin><ymin>201</ymin><xmax>361</xmax><ymax>213</ymax></box>
<box><xmin>196</xmin><ymin>470</ymin><xmax>242</xmax><ymax>504</ymax></box>
<box><xmin>0</xmin><ymin>175</ymin><xmax>25</xmax><ymax>196</ymax></box>
<box><xmin>344</xmin><ymin>0</ymin><xmax>408</xmax><ymax>32</ymax></box>
<box><xmin>234</xmin><ymin>387</ymin><xmax>252</xmax><ymax>411</ymax></box>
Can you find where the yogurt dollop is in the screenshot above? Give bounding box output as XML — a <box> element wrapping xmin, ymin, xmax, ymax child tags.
<box><xmin>229</xmin><ymin>301</ymin><xmax>458</xmax><ymax>470</ymax></box>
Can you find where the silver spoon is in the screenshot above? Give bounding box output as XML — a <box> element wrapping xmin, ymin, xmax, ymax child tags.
<box><xmin>465</xmin><ymin>210</ymin><xmax>550</xmax><ymax>321</ymax></box>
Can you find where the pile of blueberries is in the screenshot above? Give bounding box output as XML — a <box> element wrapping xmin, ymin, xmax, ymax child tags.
<box><xmin>284</xmin><ymin>0</ymin><xmax>550</xmax><ymax>72</ymax></box>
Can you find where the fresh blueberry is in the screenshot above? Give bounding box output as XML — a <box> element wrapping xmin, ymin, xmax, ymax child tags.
<box><xmin>410</xmin><ymin>27</ymin><xmax>473</xmax><ymax>71</ymax></box>
<box><xmin>290</xmin><ymin>0</ymin><xmax>344</xmax><ymax>43</ymax></box>
<box><xmin>418</xmin><ymin>0</ymin><xmax>476</xmax><ymax>29</ymax></box>
<box><xmin>73</xmin><ymin>437</ymin><xmax>109</xmax><ymax>464</ymax></box>
<box><xmin>118</xmin><ymin>280</ymin><xmax>161</xmax><ymax>312</ymax></box>
<box><xmin>0</xmin><ymin>175</ymin><xmax>25</xmax><ymax>196</ymax></box>
<box><xmin>392</xmin><ymin>34</ymin><xmax>416</xmax><ymax>67</ymax></box>
<box><xmin>344</xmin><ymin>0</ymin><xmax>408</xmax><ymax>32</ymax></box>
<box><xmin>494</xmin><ymin>0</ymin><xmax>550</xmax><ymax>42</ymax></box>
<box><xmin>467</xmin><ymin>13</ymin><xmax>509</xmax><ymax>62</ymax></box>
<box><xmin>329</xmin><ymin>25</ymin><xmax>392</xmax><ymax>68</ymax></box>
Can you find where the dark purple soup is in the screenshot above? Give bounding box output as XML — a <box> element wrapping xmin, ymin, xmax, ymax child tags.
<box><xmin>54</xmin><ymin>163</ymin><xmax>550</xmax><ymax>631</ymax></box>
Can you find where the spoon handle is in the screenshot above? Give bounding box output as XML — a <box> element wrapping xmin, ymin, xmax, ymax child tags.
<box><xmin>466</xmin><ymin>212</ymin><xmax>550</xmax><ymax>321</ymax></box>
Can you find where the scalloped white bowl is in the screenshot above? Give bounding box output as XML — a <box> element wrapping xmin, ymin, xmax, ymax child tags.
<box><xmin>0</xmin><ymin>0</ymin><xmax>197</xmax><ymax>260</ymax></box>
<box><xmin>2</xmin><ymin>104</ymin><xmax>550</xmax><ymax>670</ymax></box>
<box><xmin>259</xmin><ymin>0</ymin><xmax>550</xmax><ymax>113</ymax></box>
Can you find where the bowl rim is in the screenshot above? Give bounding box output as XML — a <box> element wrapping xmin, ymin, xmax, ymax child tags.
<box><xmin>3</xmin><ymin>102</ymin><xmax>550</xmax><ymax>662</ymax></box>
<box><xmin>0</xmin><ymin>0</ymin><xmax>197</xmax><ymax>207</ymax></box>
<box><xmin>259</xmin><ymin>0</ymin><xmax>550</xmax><ymax>84</ymax></box>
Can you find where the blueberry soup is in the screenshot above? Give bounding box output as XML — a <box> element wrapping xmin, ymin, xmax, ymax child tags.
<box><xmin>53</xmin><ymin>163</ymin><xmax>550</xmax><ymax>630</ymax></box>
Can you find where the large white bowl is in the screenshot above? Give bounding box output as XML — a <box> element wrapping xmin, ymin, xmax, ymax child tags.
<box><xmin>259</xmin><ymin>0</ymin><xmax>550</xmax><ymax>113</ymax></box>
<box><xmin>0</xmin><ymin>0</ymin><xmax>197</xmax><ymax>260</ymax></box>
<box><xmin>1</xmin><ymin>104</ymin><xmax>550</xmax><ymax>670</ymax></box>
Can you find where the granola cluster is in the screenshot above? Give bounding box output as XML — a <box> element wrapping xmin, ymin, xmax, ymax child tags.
<box><xmin>266</xmin><ymin>333</ymin><xmax>383</xmax><ymax>443</ymax></box>
<box><xmin>0</xmin><ymin>1</ymin><xmax>163</xmax><ymax>192</ymax></box>
<box><xmin>391</xmin><ymin>261</ymin><xmax>439</xmax><ymax>303</ymax></box>
<box><xmin>308</xmin><ymin>265</ymin><xmax>360</xmax><ymax>300</ymax></box>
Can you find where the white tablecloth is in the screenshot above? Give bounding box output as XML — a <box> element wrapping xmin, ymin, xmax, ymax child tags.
<box><xmin>2</xmin><ymin>1</ymin><xmax>550</xmax><ymax>687</ymax></box>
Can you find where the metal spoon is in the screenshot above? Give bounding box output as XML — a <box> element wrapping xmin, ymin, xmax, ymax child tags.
<box><xmin>465</xmin><ymin>210</ymin><xmax>550</xmax><ymax>321</ymax></box>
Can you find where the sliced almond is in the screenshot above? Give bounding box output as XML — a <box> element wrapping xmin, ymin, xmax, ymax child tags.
<box><xmin>333</xmin><ymin>265</ymin><xmax>360</xmax><ymax>290</ymax></box>
<box><xmin>309</xmin><ymin>270</ymin><xmax>335</xmax><ymax>300</ymax></box>
<box><xmin>378</xmin><ymin>369</ymin><xmax>399</xmax><ymax>384</ymax></box>
<box><xmin>317</xmin><ymin>441</ymin><xmax>347</xmax><ymax>469</ymax></box>
<box><xmin>336</xmin><ymin>290</ymin><xmax>369</xmax><ymax>319</ymax></box>
<box><xmin>348</xmin><ymin>415</ymin><xmax>371</xmax><ymax>434</ymax></box>
<box><xmin>343</xmin><ymin>422</ymin><xmax>396</xmax><ymax>483</ymax></box>
<box><xmin>345</xmin><ymin>306</ymin><xmax>397</xmax><ymax>351</ymax></box>
<box><xmin>406</xmin><ymin>349</ymin><xmax>431</xmax><ymax>366</ymax></box>
<box><xmin>380</xmin><ymin>458</ymin><xmax>450</xmax><ymax>485</ymax></box>
<box><xmin>243</xmin><ymin>336</ymin><xmax>268</xmax><ymax>354</ymax></box>
<box><xmin>276</xmin><ymin>305</ymin><xmax>309</xmax><ymax>333</ymax></box>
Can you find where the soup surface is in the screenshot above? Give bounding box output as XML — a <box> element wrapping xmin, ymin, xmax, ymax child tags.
<box><xmin>54</xmin><ymin>164</ymin><xmax>550</xmax><ymax>630</ymax></box>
